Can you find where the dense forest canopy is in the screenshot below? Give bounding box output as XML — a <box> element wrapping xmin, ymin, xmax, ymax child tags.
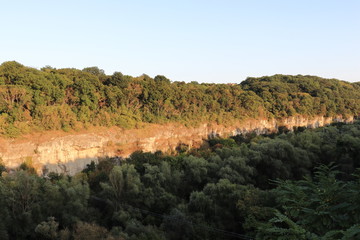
<box><xmin>0</xmin><ymin>61</ymin><xmax>359</xmax><ymax>137</ymax></box>
<box><xmin>1</xmin><ymin>122</ymin><xmax>360</xmax><ymax>239</ymax></box>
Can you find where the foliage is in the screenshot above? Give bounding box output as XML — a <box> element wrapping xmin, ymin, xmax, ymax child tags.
<box><xmin>256</xmin><ymin>164</ymin><xmax>360</xmax><ymax>239</ymax></box>
<box><xmin>1</xmin><ymin>120</ymin><xmax>360</xmax><ymax>239</ymax></box>
<box><xmin>35</xmin><ymin>217</ymin><xmax>59</xmax><ymax>240</ymax></box>
<box><xmin>0</xmin><ymin>61</ymin><xmax>359</xmax><ymax>136</ymax></box>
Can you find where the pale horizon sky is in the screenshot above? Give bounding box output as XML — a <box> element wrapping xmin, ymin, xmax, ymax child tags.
<box><xmin>1</xmin><ymin>0</ymin><xmax>359</xmax><ymax>83</ymax></box>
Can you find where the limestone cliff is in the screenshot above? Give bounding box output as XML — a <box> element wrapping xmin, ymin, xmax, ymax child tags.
<box><xmin>0</xmin><ymin>115</ymin><xmax>354</xmax><ymax>175</ymax></box>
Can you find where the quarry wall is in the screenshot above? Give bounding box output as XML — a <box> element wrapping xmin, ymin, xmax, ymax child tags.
<box><xmin>0</xmin><ymin>115</ymin><xmax>354</xmax><ymax>175</ymax></box>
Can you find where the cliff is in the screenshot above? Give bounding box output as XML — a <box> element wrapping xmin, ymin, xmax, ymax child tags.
<box><xmin>0</xmin><ymin>115</ymin><xmax>354</xmax><ymax>175</ymax></box>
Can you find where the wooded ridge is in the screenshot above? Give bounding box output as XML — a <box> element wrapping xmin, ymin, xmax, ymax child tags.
<box><xmin>0</xmin><ymin>61</ymin><xmax>359</xmax><ymax>137</ymax></box>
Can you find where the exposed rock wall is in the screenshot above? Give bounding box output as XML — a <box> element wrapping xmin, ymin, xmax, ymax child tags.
<box><xmin>0</xmin><ymin>115</ymin><xmax>354</xmax><ymax>175</ymax></box>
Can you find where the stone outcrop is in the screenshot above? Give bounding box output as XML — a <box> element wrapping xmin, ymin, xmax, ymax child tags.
<box><xmin>0</xmin><ymin>115</ymin><xmax>354</xmax><ymax>175</ymax></box>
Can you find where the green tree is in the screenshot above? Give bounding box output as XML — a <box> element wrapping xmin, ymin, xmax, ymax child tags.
<box><xmin>35</xmin><ymin>217</ymin><xmax>59</xmax><ymax>240</ymax></box>
<box><xmin>257</xmin><ymin>164</ymin><xmax>360</xmax><ymax>239</ymax></box>
<box><xmin>101</xmin><ymin>164</ymin><xmax>142</xmax><ymax>211</ymax></box>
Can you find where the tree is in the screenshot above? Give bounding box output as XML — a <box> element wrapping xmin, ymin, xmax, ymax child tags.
<box><xmin>256</xmin><ymin>164</ymin><xmax>360</xmax><ymax>239</ymax></box>
<box><xmin>73</xmin><ymin>222</ymin><xmax>119</xmax><ymax>240</ymax></box>
<box><xmin>35</xmin><ymin>217</ymin><xmax>59</xmax><ymax>240</ymax></box>
<box><xmin>101</xmin><ymin>164</ymin><xmax>141</xmax><ymax>211</ymax></box>
<box><xmin>82</xmin><ymin>67</ymin><xmax>105</xmax><ymax>77</ymax></box>
<box><xmin>0</xmin><ymin>85</ymin><xmax>28</xmax><ymax>111</ymax></box>
<box><xmin>0</xmin><ymin>171</ymin><xmax>41</xmax><ymax>239</ymax></box>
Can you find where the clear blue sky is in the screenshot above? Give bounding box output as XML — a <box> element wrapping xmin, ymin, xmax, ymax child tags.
<box><xmin>1</xmin><ymin>0</ymin><xmax>359</xmax><ymax>83</ymax></box>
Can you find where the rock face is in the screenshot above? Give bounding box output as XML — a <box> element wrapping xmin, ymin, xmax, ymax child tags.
<box><xmin>0</xmin><ymin>115</ymin><xmax>355</xmax><ymax>175</ymax></box>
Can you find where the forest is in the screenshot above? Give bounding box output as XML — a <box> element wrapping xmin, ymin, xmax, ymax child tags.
<box><xmin>1</xmin><ymin>121</ymin><xmax>360</xmax><ymax>239</ymax></box>
<box><xmin>0</xmin><ymin>61</ymin><xmax>360</xmax><ymax>137</ymax></box>
<box><xmin>1</xmin><ymin>61</ymin><xmax>360</xmax><ymax>239</ymax></box>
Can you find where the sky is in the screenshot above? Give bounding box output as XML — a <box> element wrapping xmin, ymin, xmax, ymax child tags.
<box><xmin>1</xmin><ymin>0</ymin><xmax>359</xmax><ymax>83</ymax></box>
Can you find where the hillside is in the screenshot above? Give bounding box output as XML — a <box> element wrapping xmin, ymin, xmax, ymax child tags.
<box><xmin>0</xmin><ymin>61</ymin><xmax>359</xmax><ymax>138</ymax></box>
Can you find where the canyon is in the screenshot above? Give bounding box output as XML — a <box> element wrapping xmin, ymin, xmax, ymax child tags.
<box><xmin>0</xmin><ymin>115</ymin><xmax>355</xmax><ymax>175</ymax></box>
